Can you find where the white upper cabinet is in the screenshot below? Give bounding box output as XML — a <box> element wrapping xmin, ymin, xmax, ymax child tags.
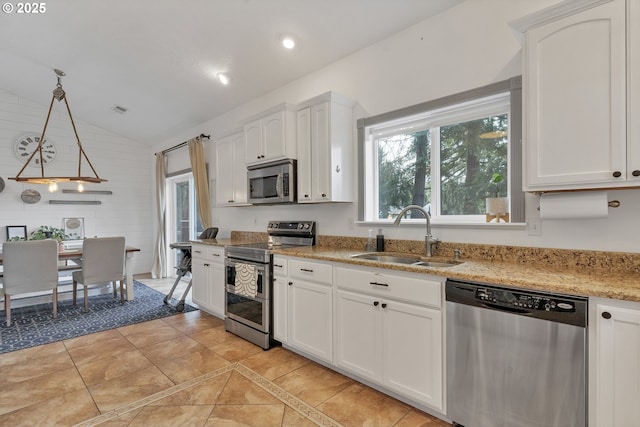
<box><xmin>514</xmin><ymin>0</ymin><xmax>635</xmax><ymax>191</ymax></box>
<box><xmin>215</xmin><ymin>130</ymin><xmax>248</xmax><ymax>206</ymax></box>
<box><xmin>244</xmin><ymin>105</ymin><xmax>296</xmax><ymax>166</ymax></box>
<box><xmin>296</xmin><ymin>92</ymin><xmax>354</xmax><ymax>203</ymax></box>
<box><xmin>629</xmin><ymin>0</ymin><xmax>640</xmax><ymax>181</ymax></box>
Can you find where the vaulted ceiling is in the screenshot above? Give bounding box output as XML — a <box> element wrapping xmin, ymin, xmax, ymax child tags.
<box><xmin>0</xmin><ymin>0</ymin><xmax>462</xmax><ymax>144</ymax></box>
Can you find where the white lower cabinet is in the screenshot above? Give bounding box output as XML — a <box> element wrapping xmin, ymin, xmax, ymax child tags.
<box><xmin>190</xmin><ymin>244</ymin><xmax>225</xmax><ymax>317</ymax></box>
<box><xmin>272</xmin><ymin>256</ymin><xmax>289</xmax><ymax>344</ymax></box>
<box><xmin>335</xmin><ymin>266</ymin><xmax>444</xmax><ymax>411</ymax></box>
<box><xmin>590</xmin><ymin>297</ymin><xmax>640</xmax><ymax>426</ymax></box>
<box><xmin>288</xmin><ymin>259</ymin><xmax>333</xmax><ymax>363</ymax></box>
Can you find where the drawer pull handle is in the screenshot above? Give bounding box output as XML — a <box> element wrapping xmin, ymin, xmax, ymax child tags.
<box><xmin>212</xmin><ymin>253</ymin><xmax>220</xmax><ymax>257</ymax></box>
<box><xmin>373</xmin><ymin>301</ymin><xmax>379</xmax><ymax>306</ymax></box>
<box><xmin>194</xmin><ymin>250</ymin><xmax>202</xmax><ymax>254</ymax></box>
<box><xmin>300</xmin><ymin>268</ymin><xmax>314</xmax><ymax>273</ymax></box>
<box><xmin>381</xmin><ymin>303</ymin><xmax>387</xmax><ymax>308</ymax></box>
<box><xmin>602</xmin><ymin>311</ymin><xmax>612</xmax><ymax>319</ymax></box>
<box><xmin>274</xmin><ymin>264</ymin><xmax>283</xmax><ymax>268</ymax></box>
<box><xmin>369</xmin><ymin>281</ymin><xmax>389</xmax><ymax>287</ymax></box>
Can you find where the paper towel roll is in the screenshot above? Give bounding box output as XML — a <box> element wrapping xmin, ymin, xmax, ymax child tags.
<box><xmin>539</xmin><ymin>191</ymin><xmax>609</xmax><ymax>219</ymax></box>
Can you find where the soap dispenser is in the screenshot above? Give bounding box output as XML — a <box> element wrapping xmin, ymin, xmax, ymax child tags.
<box><xmin>376</xmin><ymin>228</ymin><xmax>385</xmax><ymax>252</ymax></box>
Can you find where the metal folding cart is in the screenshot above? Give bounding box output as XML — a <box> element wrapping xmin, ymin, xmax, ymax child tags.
<box><xmin>164</xmin><ymin>227</ymin><xmax>218</xmax><ymax>312</ymax></box>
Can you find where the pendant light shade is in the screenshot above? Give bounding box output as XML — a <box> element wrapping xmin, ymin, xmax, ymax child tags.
<box><xmin>10</xmin><ymin>69</ymin><xmax>107</xmax><ymax>187</ymax></box>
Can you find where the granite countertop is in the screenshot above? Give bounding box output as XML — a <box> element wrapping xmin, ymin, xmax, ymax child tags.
<box><xmin>192</xmin><ymin>235</ymin><xmax>640</xmax><ymax>303</ymax></box>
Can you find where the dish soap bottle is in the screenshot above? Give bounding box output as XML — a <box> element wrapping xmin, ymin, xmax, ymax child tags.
<box><xmin>376</xmin><ymin>228</ymin><xmax>385</xmax><ymax>252</ymax></box>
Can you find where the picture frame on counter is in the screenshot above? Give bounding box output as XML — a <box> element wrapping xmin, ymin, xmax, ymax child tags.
<box><xmin>6</xmin><ymin>225</ymin><xmax>27</xmax><ymax>241</ymax></box>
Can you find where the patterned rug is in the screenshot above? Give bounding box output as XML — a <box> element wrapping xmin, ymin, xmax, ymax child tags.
<box><xmin>0</xmin><ymin>281</ymin><xmax>197</xmax><ymax>354</ymax></box>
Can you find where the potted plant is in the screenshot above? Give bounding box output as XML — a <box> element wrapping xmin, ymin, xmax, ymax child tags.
<box><xmin>30</xmin><ymin>225</ymin><xmax>68</xmax><ymax>250</ymax></box>
<box><xmin>486</xmin><ymin>173</ymin><xmax>509</xmax><ymax>222</ymax></box>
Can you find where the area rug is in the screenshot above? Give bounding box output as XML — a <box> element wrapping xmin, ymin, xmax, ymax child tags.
<box><xmin>0</xmin><ymin>281</ymin><xmax>197</xmax><ymax>354</ymax></box>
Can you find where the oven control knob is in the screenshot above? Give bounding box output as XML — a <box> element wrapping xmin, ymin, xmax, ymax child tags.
<box><xmin>273</xmin><ymin>223</ymin><xmax>279</xmax><ymax>228</ymax></box>
<box><xmin>297</xmin><ymin>223</ymin><xmax>303</xmax><ymax>229</ymax></box>
<box><xmin>304</xmin><ymin>223</ymin><xmax>310</xmax><ymax>229</ymax></box>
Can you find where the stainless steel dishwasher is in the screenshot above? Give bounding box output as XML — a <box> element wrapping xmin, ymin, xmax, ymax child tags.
<box><xmin>446</xmin><ymin>279</ymin><xmax>587</xmax><ymax>427</ymax></box>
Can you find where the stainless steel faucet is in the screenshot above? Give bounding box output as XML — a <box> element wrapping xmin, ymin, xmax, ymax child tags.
<box><xmin>393</xmin><ymin>205</ymin><xmax>439</xmax><ymax>257</ymax></box>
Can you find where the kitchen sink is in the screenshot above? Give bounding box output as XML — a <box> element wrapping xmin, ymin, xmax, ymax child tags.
<box><xmin>350</xmin><ymin>253</ymin><xmax>461</xmax><ymax>268</ymax></box>
<box><xmin>350</xmin><ymin>253</ymin><xmax>421</xmax><ymax>264</ymax></box>
<box><xmin>413</xmin><ymin>261</ymin><xmax>460</xmax><ymax>268</ymax></box>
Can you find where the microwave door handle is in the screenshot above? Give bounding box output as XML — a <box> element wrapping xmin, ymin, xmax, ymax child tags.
<box><xmin>276</xmin><ymin>174</ymin><xmax>283</xmax><ymax>198</ymax></box>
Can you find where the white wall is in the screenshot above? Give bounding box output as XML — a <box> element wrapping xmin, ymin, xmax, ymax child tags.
<box><xmin>0</xmin><ymin>88</ymin><xmax>153</xmax><ymax>273</ymax></box>
<box><xmin>154</xmin><ymin>0</ymin><xmax>639</xmax><ymax>254</ymax></box>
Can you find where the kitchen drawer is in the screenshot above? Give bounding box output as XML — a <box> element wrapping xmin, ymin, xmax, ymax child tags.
<box><xmin>191</xmin><ymin>244</ymin><xmax>224</xmax><ymax>264</ymax></box>
<box><xmin>289</xmin><ymin>259</ymin><xmax>332</xmax><ymax>285</ymax></box>
<box><xmin>335</xmin><ymin>266</ymin><xmax>442</xmax><ymax>308</ymax></box>
<box><xmin>273</xmin><ymin>256</ymin><xmax>288</xmax><ymax>276</ymax></box>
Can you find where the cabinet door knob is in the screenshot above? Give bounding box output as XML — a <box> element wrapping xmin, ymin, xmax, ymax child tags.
<box><xmin>321</xmin><ymin>193</ymin><xmax>327</xmax><ymax>198</ymax></box>
<box><xmin>613</xmin><ymin>171</ymin><xmax>622</xmax><ymax>178</ymax></box>
<box><xmin>381</xmin><ymin>303</ymin><xmax>387</xmax><ymax>308</ymax></box>
<box><xmin>373</xmin><ymin>301</ymin><xmax>379</xmax><ymax>306</ymax></box>
<box><xmin>257</xmin><ymin>155</ymin><xmax>261</xmax><ymax>159</ymax></box>
<box><xmin>288</xmin><ymin>281</ymin><xmax>293</xmax><ymax>286</ymax></box>
<box><xmin>601</xmin><ymin>311</ymin><xmax>612</xmax><ymax>319</ymax></box>
<box><xmin>304</xmin><ymin>194</ymin><xmax>309</xmax><ymax>198</ymax></box>
<box><xmin>633</xmin><ymin>170</ymin><xmax>640</xmax><ymax>177</ymax></box>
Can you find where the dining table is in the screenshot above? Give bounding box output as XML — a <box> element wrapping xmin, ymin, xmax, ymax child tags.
<box><xmin>0</xmin><ymin>245</ymin><xmax>141</xmax><ymax>301</ymax></box>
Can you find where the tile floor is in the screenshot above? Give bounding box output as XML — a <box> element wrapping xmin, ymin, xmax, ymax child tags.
<box><xmin>0</xmin><ymin>277</ymin><xmax>451</xmax><ymax>426</ymax></box>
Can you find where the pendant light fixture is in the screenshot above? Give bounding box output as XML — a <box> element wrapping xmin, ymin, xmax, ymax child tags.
<box><xmin>10</xmin><ymin>69</ymin><xmax>107</xmax><ymax>191</ymax></box>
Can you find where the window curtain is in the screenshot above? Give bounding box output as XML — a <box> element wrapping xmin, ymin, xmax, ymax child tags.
<box><xmin>151</xmin><ymin>152</ymin><xmax>167</xmax><ymax>278</ymax></box>
<box><xmin>188</xmin><ymin>137</ymin><xmax>212</xmax><ymax>229</ymax></box>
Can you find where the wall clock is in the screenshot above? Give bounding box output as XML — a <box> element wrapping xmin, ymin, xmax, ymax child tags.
<box><xmin>21</xmin><ymin>189</ymin><xmax>41</xmax><ymax>204</ymax></box>
<box><xmin>14</xmin><ymin>133</ymin><xmax>57</xmax><ymax>167</ymax></box>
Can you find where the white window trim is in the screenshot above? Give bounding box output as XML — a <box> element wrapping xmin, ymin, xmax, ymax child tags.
<box><xmin>357</xmin><ymin>76</ymin><xmax>524</xmax><ymax>225</ymax></box>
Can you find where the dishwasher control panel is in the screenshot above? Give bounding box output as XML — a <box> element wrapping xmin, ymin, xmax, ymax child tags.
<box><xmin>475</xmin><ymin>288</ymin><xmax>576</xmax><ymax>312</ymax></box>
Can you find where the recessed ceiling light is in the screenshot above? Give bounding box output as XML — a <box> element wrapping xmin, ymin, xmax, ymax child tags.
<box><xmin>282</xmin><ymin>37</ymin><xmax>295</xmax><ymax>49</ymax></box>
<box><xmin>216</xmin><ymin>72</ymin><xmax>230</xmax><ymax>85</ymax></box>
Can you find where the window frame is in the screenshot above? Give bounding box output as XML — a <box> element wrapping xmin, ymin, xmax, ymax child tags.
<box><xmin>357</xmin><ymin>76</ymin><xmax>523</xmax><ymax>224</ymax></box>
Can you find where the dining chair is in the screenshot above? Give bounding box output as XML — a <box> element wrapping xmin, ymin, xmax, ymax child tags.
<box><xmin>1</xmin><ymin>239</ymin><xmax>59</xmax><ymax>326</ymax></box>
<box><xmin>72</xmin><ymin>236</ymin><xmax>126</xmax><ymax>312</ymax></box>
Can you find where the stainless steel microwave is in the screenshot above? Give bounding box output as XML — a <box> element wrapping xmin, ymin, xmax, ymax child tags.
<box><xmin>247</xmin><ymin>159</ymin><xmax>297</xmax><ymax>204</ymax></box>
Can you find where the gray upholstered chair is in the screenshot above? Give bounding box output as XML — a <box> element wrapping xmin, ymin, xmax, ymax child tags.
<box><xmin>72</xmin><ymin>236</ymin><xmax>126</xmax><ymax>312</ymax></box>
<box><xmin>2</xmin><ymin>239</ymin><xmax>59</xmax><ymax>326</ymax></box>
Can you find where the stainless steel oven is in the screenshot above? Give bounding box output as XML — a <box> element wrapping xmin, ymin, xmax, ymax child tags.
<box><xmin>224</xmin><ymin>221</ymin><xmax>315</xmax><ymax>349</ymax></box>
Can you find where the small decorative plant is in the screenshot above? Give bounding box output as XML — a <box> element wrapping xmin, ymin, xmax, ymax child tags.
<box><xmin>489</xmin><ymin>173</ymin><xmax>505</xmax><ymax>198</ymax></box>
<box><xmin>30</xmin><ymin>225</ymin><xmax>68</xmax><ymax>242</ymax></box>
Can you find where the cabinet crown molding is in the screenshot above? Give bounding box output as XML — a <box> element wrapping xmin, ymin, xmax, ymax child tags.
<box><xmin>509</xmin><ymin>0</ymin><xmax>614</xmax><ymax>43</ymax></box>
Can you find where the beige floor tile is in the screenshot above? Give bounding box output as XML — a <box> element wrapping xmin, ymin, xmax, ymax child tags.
<box><xmin>190</xmin><ymin>324</ymin><xmax>238</xmax><ymax>347</ymax></box>
<box><xmin>317</xmin><ymin>383</ymin><xmax>411</xmax><ymax>427</ymax></box>
<box><xmin>150</xmin><ymin>371</ymin><xmax>232</xmax><ymax>406</ymax></box>
<box><xmin>282</xmin><ymin>406</ymin><xmax>319</xmax><ymax>427</ymax></box>
<box><xmin>0</xmin><ymin>388</ymin><xmax>99</xmax><ymax>427</ymax></box>
<box><xmin>96</xmin><ymin>409</ymin><xmax>143</xmax><ymax>427</ymax></box>
<box><xmin>395</xmin><ymin>410</ymin><xmax>452</xmax><ymax>426</ymax></box>
<box><xmin>241</xmin><ymin>347</ymin><xmax>311</xmax><ymax>380</ymax></box>
<box><xmin>216</xmin><ymin>371</ymin><xmax>282</xmax><ymax>405</ymax></box>
<box><xmin>65</xmin><ymin>329</ymin><xmax>136</xmax><ymax>366</ymax></box>
<box><xmin>0</xmin><ymin>347</ymin><xmax>74</xmax><ymax>387</ymax></box>
<box><xmin>208</xmin><ymin>336</ymin><xmax>265</xmax><ymax>362</ymax></box>
<box><xmin>137</xmin><ymin>334</ymin><xmax>209</xmax><ymax>364</ymax></box>
<box><xmin>162</xmin><ymin>310</ymin><xmax>225</xmax><ymax>335</ymax></box>
<box><xmin>206</xmin><ymin>404</ymin><xmax>286</xmax><ymax>427</ymax></box>
<box><xmin>273</xmin><ymin>362</ymin><xmax>354</xmax><ymax>407</ymax></box>
<box><xmin>128</xmin><ymin>405</ymin><xmax>214</xmax><ymax>427</ymax></box>
<box><xmin>0</xmin><ymin>367</ymin><xmax>86</xmax><ymax>415</ymax></box>
<box><xmin>0</xmin><ymin>341</ymin><xmax>67</xmax><ymax>368</ymax></box>
<box><xmin>153</xmin><ymin>347</ymin><xmax>233</xmax><ymax>383</ymax></box>
<box><xmin>118</xmin><ymin>318</ymin><xmax>185</xmax><ymax>348</ymax></box>
<box><xmin>75</xmin><ymin>347</ymin><xmax>154</xmax><ymax>386</ymax></box>
<box><xmin>87</xmin><ymin>365</ymin><xmax>175</xmax><ymax>412</ymax></box>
